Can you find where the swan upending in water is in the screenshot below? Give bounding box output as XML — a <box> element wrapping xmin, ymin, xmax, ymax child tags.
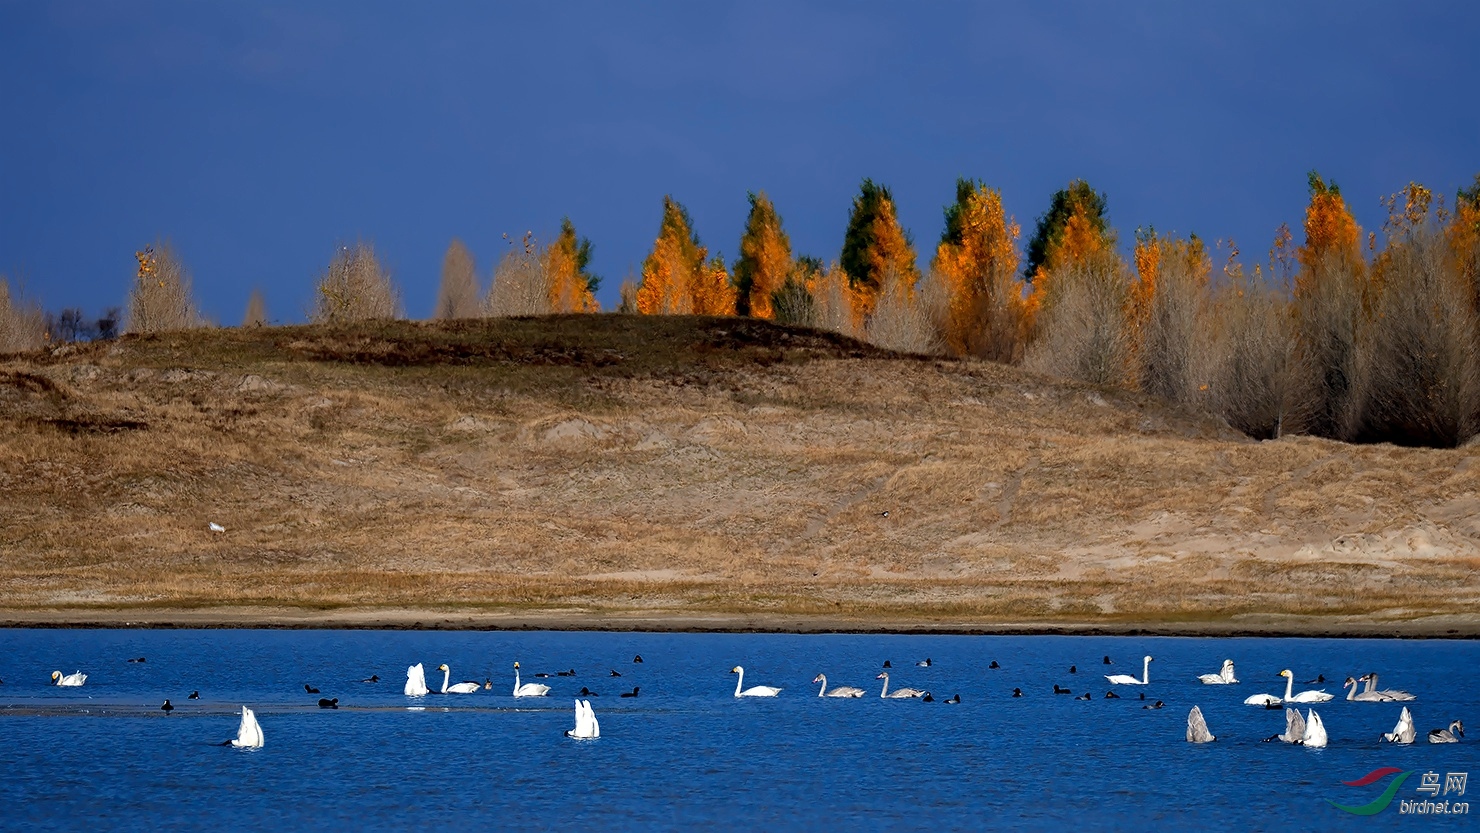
<box><xmin>875</xmin><ymin>672</ymin><xmax>926</xmax><ymax>699</ymax></box>
<box><xmin>437</xmin><ymin>664</ymin><xmax>479</xmax><ymax>694</ymax></box>
<box><xmin>1198</xmin><ymin>660</ymin><xmax>1238</xmax><ymax>685</ymax></box>
<box><xmin>1361</xmin><ymin>673</ymin><xmax>1415</xmax><ymax>701</ymax></box>
<box><xmin>230</xmin><ymin>706</ymin><xmax>264</xmax><ymax>748</ymax></box>
<box><xmin>1186</xmin><ymin>706</ymin><xmax>1216</xmax><ymax>743</ymax></box>
<box><xmin>404</xmin><ymin>663</ymin><xmax>429</xmax><ymax>697</ymax></box>
<box><xmin>1105</xmin><ymin>656</ymin><xmax>1152</xmax><ymax>686</ymax></box>
<box><xmin>1382</xmin><ymin>707</ymin><xmax>1416</xmax><ymax>744</ymax></box>
<box><xmin>1262</xmin><ymin>708</ymin><xmax>1306</xmax><ymax>744</ymax></box>
<box><xmin>51</xmin><ymin>670</ymin><xmax>87</xmax><ymax>687</ymax></box>
<box><xmin>565</xmin><ymin>699</ymin><xmax>599</xmax><ymax>739</ymax></box>
<box><xmin>812</xmin><ymin>674</ymin><xmax>864</xmax><ymax>698</ymax></box>
<box><xmin>1429</xmin><ymin>720</ymin><xmax>1463</xmax><ymax>743</ymax></box>
<box><xmin>1301</xmin><ymin>709</ymin><xmax>1328</xmax><ymax>747</ymax></box>
<box><xmin>731</xmin><ymin>666</ymin><xmax>781</xmax><ymax>697</ymax></box>
<box><xmin>513</xmin><ymin>662</ymin><xmax>551</xmax><ymax>697</ymax></box>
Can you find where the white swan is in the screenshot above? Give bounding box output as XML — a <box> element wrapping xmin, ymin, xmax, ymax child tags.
<box><xmin>1278</xmin><ymin>670</ymin><xmax>1333</xmax><ymax>703</ymax></box>
<box><xmin>812</xmin><ymin>674</ymin><xmax>864</xmax><ymax>698</ymax></box>
<box><xmin>565</xmin><ymin>699</ymin><xmax>599</xmax><ymax>739</ymax></box>
<box><xmin>1343</xmin><ymin>676</ymin><xmax>1388</xmax><ymax>702</ymax></box>
<box><xmin>1105</xmin><ymin>655</ymin><xmax>1152</xmax><ymax>685</ymax></box>
<box><xmin>875</xmin><ymin>672</ymin><xmax>926</xmax><ymax>699</ymax></box>
<box><xmin>1361</xmin><ymin>673</ymin><xmax>1415</xmax><ymax>701</ymax></box>
<box><xmin>1186</xmin><ymin>706</ymin><xmax>1216</xmax><ymax>743</ymax></box>
<box><xmin>51</xmin><ymin>670</ymin><xmax>87</xmax><ymax>687</ymax></box>
<box><xmin>1428</xmin><ymin>719</ymin><xmax>1463</xmax><ymax>743</ymax></box>
<box><xmin>1198</xmin><ymin>659</ymin><xmax>1238</xmax><ymax>684</ymax></box>
<box><xmin>1301</xmin><ymin>709</ymin><xmax>1328</xmax><ymax>747</ymax></box>
<box><xmin>513</xmin><ymin>662</ymin><xmax>550</xmax><ymax>697</ymax></box>
<box><xmin>230</xmin><ymin>706</ymin><xmax>264</xmax><ymax>749</ymax></box>
<box><xmin>1382</xmin><ymin>707</ymin><xmax>1416</xmax><ymax>744</ymax></box>
<box><xmin>404</xmin><ymin>663</ymin><xmax>428</xmax><ymax>697</ymax></box>
<box><xmin>1267</xmin><ymin>707</ymin><xmax>1306</xmax><ymax>743</ymax></box>
<box><xmin>730</xmin><ymin>666</ymin><xmax>781</xmax><ymax>697</ymax></box>
<box><xmin>437</xmin><ymin>664</ymin><xmax>479</xmax><ymax>694</ymax></box>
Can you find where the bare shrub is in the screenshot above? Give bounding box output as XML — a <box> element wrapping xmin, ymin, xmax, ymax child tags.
<box><xmin>434</xmin><ymin>238</ymin><xmax>481</xmax><ymax>320</ymax></box>
<box><xmin>1352</xmin><ymin>225</ymin><xmax>1479</xmax><ymax>446</ymax></box>
<box><xmin>865</xmin><ymin>267</ymin><xmax>942</xmax><ymax>354</ymax></box>
<box><xmin>958</xmin><ymin>267</ymin><xmax>1028</xmax><ymax>365</ymax></box>
<box><xmin>486</xmin><ymin>234</ymin><xmax>552</xmax><ymax>317</ymax></box>
<box><xmin>617</xmin><ymin>276</ymin><xmax>640</xmax><ymax>314</ymax></box>
<box><xmin>770</xmin><ymin>260</ymin><xmax>820</xmax><ymax>328</ymax></box>
<box><xmin>1193</xmin><ymin>269</ymin><xmax>1297</xmax><ymax>439</ymax></box>
<box><xmin>1288</xmin><ymin>251</ymin><xmax>1364</xmax><ymax>438</ymax></box>
<box><xmin>1024</xmin><ymin>253</ymin><xmax>1132</xmax><ymax>386</ymax></box>
<box><xmin>1137</xmin><ymin>251</ymin><xmax>1204</xmax><ymax>404</ymax></box>
<box><xmin>243</xmin><ymin>289</ymin><xmax>268</xmax><ymax>327</ymax></box>
<box><xmin>812</xmin><ymin>262</ymin><xmax>859</xmax><ymax>338</ymax></box>
<box><xmin>311</xmin><ymin>242</ymin><xmax>400</xmax><ymax>323</ymax></box>
<box><xmin>127</xmin><ymin>242</ymin><xmax>203</xmax><ymax>333</ymax></box>
<box><xmin>0</xmin><ymin>277</ymin><xmax>45</xmax><ymax>352</ymax></box>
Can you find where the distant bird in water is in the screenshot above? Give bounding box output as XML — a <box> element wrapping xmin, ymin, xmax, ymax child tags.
<box><xmin>620</xmin><ymin>687</ymin><xmax>640</xmax><ymax>698</ymax></box>
<box><xmin>1012</xmin><ymin>688</ymin><xmax>1023</xmax><ymax>698</ymax></box>
<box><xmin>916</xmin><ymin>658</ymin><xmax>932</xmax><ymax>667</ymax></box>
<box><xmin>1104</xmin><ymin>691</ymin><xmax>1119</xmax><ymax>699</ymax></box>
<box><xmin>128</xmin><ymin>657</ymin><xmax>147</xmax><ymax>663</ymax></box>
<box><xmin>922</xmin><ymin>692</ymin><xmax>935</xmax><ymax>702</ymax></box>
<box><xmin>318</xmin><ymin>698</ymin><xmax>338</xmax><ymax>709</ymax></box>
<box><xmin>1069</xmin><ymin>665</ymin><xmax>1077</xmax><ymax>674</ymax></box>
<box><xmin>483</xmin><ymin>679</ymin><xmax>493</xmax><ymax>690</ymax></box>
<box><xmin>882</xmin><ymin>660</ymin><xmax>892</xmax><ymax>668</ymax></box>
<box><xmin>360</xmin><ymin>675</ymin><xmax>379</xmax><ymax>683</ymax></box>
<box><xmin>1304</xmin><ymin>674</ymin><xmax>1326</xmax><ymax>684</ymax></box>
<box><xmin>989</xmin><ymin>661</ymin><xmax>1000</xmax><ymax>669</ymax></box>
<box><xmin>160</xmin><ymin>699</ymin><xmax>174</xmax><ymax>715</ymax></box>
<box><xmin>1053</xmin><ymin>685</ymin><xmax>1072</xmax><ymax>695</ymax></box>
<box><xmin>633</xmin><ymin>655</ymin><xmax>643</xmax><ymax>664</ymax></box>
<box><xmin>535</xmin><ymin>672</ymin><xmax>553</xmax><ymax>678</ymax></box>
<box><xmin>1139</xmin><ymin>693</ymin><xmax>1146</xmax><ymax>701</ymax></box>
<box><xmin>1075</xmin><ymin>692</ymin><xmax>1092</xmax><ymax>700</ymax></box>
<box><xmin>188</xmin><ymin>691</ymin><xmax>200</xmax><ymax>700</ymax></box>
<box><xmin>610</xmin><ymin>670</ymin><xmax>622</xmax><ymax>677</ymax></box>
<box><xmin>1103</xmin><ymin>656</ymin><xmax>1113</xmax><ymax>665</ymax></box>
<box><xmin>304</xmin><ymin>684</ymin><xmax>320</xmax><ymax>694</ymax></box>
<box><xmin>943</xmin><ymin>694</ymin><xmax>960</xmax><ymax>704</ymax></box>
<box><xmin>1143</xmin><ymin>700</ymin><xmax>1164</xmax><ymax>710</ymax></box>
<box><xmin>579</xmin><ymin>687</ymin><xmax>599</xmax><ymax>697</ymax></box>
<box><xmin>557</xmin><ymin>669</ymin><xmax>576</xmax><ymax>677</ymax></box>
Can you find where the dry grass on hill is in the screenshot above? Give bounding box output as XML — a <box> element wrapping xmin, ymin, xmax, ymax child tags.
<box><xmin>1</xmin><ymin>315</ymin><xmax>1477</xmax><ymax>632</ymax></box>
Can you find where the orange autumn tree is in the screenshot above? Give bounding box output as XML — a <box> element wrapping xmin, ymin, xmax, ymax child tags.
<box><xmin>733</xmin><ymin>191</ymin><xmax>793</xmax><ymax>318</ymax></box>
<box><xmin>1450</xmin><ymin>174</ymin><xmax>1480</xmax><ymax>311</ymax></box>
<box><xmin>637</xmin><ymin>196</ymin><xmax>735</xmax><ymax>315</ymax></box>
<box><xmin>546</xmin><ymin>218</ymin><xmax>601</xmax><ymax>313</ymax></box>
<box><xmin>931</xmin><ymin>178</ymin><xmax>1024</xmax><ymax>361</ymax></box>
<box><xmin>840</xmin><ymin>179</ymin><xmax>920</xmax><ymax>323</ymax></box>
<box><xmin>1022</xmin><ymin>180</ymin><xmax>1113</xmax><ymax>326</ymax></box>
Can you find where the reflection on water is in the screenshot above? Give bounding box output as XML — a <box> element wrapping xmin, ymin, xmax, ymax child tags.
<box><xmin>1</xmin><ymin>630</ymin><xmax>1475</xmax><ymax>830</ymax></box>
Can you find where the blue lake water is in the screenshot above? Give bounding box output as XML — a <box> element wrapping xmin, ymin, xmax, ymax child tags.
<box><xmin>0</xmin><ymin>629</ymin><xmax>1475</xmax><ymax>831</ymax></box>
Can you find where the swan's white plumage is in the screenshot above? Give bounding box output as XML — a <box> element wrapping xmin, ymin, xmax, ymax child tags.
<box><xmin>1186</xmin><ymin>706</ymin><xmax>1216</xmax><ymax>743</ymax></box>
<box><xmin>437</xmin><ymin>664</ymin><xmax>479</xmax><ymax>694</ymax></box>
<box><xmin>404</xmin><ymin>663</ymin><xmax>429</xmax><ymax>697</ymax></box>
<box><xmin>513</xmin><ymin>662</ymin><xmax>550</xmax><ymax>697</ymax></box>
<box><xmin>1301</xmin><ymin>709</ymin><xmax>1328</xmax><ymax>747</ymax></box>
<box><xmin>231</xmin><ymin>706</ymin><xmax>264</xmax><ymax>748</ymax></box>
<box><xmin>1428</xmin><ymin>720</ymin><xmax>1463</xmax><ymax>743</ymax></box>
<box><xmin>1343</xmin><ymin>676</ymin><xmax>1388</xmax><ymax>701</ymax></box>
<box><xmin>1105</xmin><ymin>656</ymin><xmax>1152</xmax><ymax>686</ymax></box>
<box><xmin>51</xmin><ymin>670</ymin><xmax>87</xmax><ymax>687</ymax></box>
<box><xmin>1198</xmin><ymin>659</ymin><xmax>1238</xmax><ymax>684</ymax></box>
<box><xmin>1275</xmin><ymin>707</ymin><xmax>1307</xmax><ymax>743</ymax></box>
<box><xmin>875</xmin><ymin>672</ymin><xmax>926</xmax><ymax>699</ymax></box>
<box><xmin>1382</xmin><ymin>707</ymin><xmax>1416</xmax><ymax>744</ymax></box>
<box><xmin>1279</xmin><ymin>670</ymin><xmax>1333</xmax><ymax>703</ymax></box>
<box><xmin>566</xmin><ymin>699</ymin><xmax>599</xmax><ymax>739</ymax></box>
<box><xmin>1361</xmin><ymin>673</ymin><xmax>1415</xmax><ymax>701</ymax></box>
<box><xmin>731</xmin><ymin>666</ymin><xmax>781</xmax><ymax>697</ymax></box>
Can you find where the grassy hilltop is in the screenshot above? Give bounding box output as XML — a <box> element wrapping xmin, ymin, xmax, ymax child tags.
<box><xmin>1</xmin><ymin>315</ymin><xmax>1477</xmax><ymax>633</ymax></box>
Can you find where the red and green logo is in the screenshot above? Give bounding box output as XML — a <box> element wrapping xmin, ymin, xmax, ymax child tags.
<box><xmin>1328</xmin><ymin>767</ymin><xmax>1412</xmax><ymax>815</ymax></box>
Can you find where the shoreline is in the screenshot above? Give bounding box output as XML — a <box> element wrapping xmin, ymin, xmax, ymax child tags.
<box><xmin>3</xmin><ymin>608</ymin><xmax>1477</xmax><ymax>638</ymax></box>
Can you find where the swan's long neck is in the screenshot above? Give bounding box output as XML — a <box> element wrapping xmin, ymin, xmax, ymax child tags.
<box><xmin>734</xmin><ymin>668</ymin><xmax>744</xmax><ymax>697</ymax></box>
<box><xmin>513</xmin><ymin>666</ymin><xmax>520</xmax><ymax>695</ymax></box>
<box><xmin>442</xmin><ymin>667</ymin><xmax>450</xmax><ymax>694</ymax></box>
<box><xmin>1141</xmin><ymin>657</ymin><xmax>1150</xmax><ymax>685</ymax></box>
<box><xmin>879</xmin><ymin>674</ymin><xmax>889</xmax><ymax>698</ymax></box>
<box><xmin>817</xmin><ymin>675</ymin><xmax>826</xmax><ymax>697</ymax></box>
<box><xmin>1284</xmin><ymin>674</ymin><xmax>1294</xmax><ymax>701</ymax></box>
<box><xmin>1364</xmin><ymin>674</ymin><xmax>1378</xmax><ymax>693</ymax></box>
<box><xmin>1345</xmin><ymin>679</ymin><xmax>1356</xmax><ymax>700</ymax></box>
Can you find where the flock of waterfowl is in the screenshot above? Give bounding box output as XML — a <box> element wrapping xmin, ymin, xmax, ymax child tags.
<box><xmin>27</xmin><ymin>651</ymin><xmax>1467</xmax><ymax>749</ymax></box>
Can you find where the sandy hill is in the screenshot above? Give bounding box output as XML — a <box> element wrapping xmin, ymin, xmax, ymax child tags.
<box><xmin>1</xmin><ymin>315</ymin><xmax>1476</xmax><ymax>634</ymax></box>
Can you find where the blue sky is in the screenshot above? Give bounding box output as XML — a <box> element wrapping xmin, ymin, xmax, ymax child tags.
<box><xmin>2</xmin><ymin>1</ymin><xmax>1477</xmax><ymax>322</ymax></box>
